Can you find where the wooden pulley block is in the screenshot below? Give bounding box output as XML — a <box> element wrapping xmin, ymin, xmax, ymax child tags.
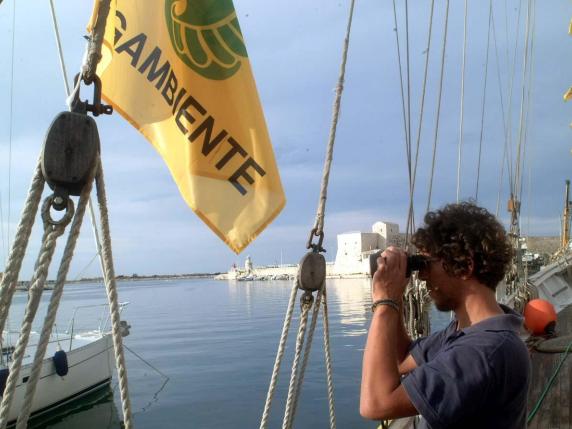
<box><xmin>298</xmin><ymin>252</ymin><xmax>326</xmax><ymax>292</ymax></box>
<box><xmin>41</xmin><ymin>111</ymin><xmax>100</xmax><ymax>197</ymax></box>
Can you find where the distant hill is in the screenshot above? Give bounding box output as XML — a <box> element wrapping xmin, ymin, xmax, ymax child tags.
<box><xmin>525</xmin><ymin>236</ymin><xmax>560</xmax><ymax>255</ymax></box>
<box><xmin>395</xmin><ymin>234</ymin><xmax>561</xmax><ymax>256</ymax></box>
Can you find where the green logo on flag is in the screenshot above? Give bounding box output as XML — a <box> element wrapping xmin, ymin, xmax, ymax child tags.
<box><xmin>166</xmin><ymin>0</ymin><xmax>248</xmax><ymax>80</ymax></box>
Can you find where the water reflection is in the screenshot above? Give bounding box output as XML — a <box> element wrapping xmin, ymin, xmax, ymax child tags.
<box><xmin>27</xmin><ymin>385</ymin><xmax>121</xmax><ymax>429</ymax></box>
<box><xmin>6</xmin><ymin>278</ymin><xmax>451</xmax><ymax>428</ymax></box>
<box><xmin>327</xmin><ymin>278</ymin><xmax>372</xmax><ymax>337</ymax></box>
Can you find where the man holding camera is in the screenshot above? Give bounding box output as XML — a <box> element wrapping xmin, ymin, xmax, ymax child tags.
<box><xmin>360</xmin><ymin>202</ymin><xmax>530</xmax><ymax>429</ymax></box>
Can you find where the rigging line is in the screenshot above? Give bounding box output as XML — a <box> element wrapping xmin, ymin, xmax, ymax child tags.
<box><xmin>518</xmin><ymin>0</ymin><xmax>536</xmax><ymax>209</ymax></box>
<box><xmin>405</xmin><ymin>0</ymin><xmax>412</xmax><ymax>171</ymax></box>
<box><xmin>491</xmin><ymin>4</ymin><xmax>510</xmax><ymax>217</ymax></box>
<box><xmin>312</xmin><ymin>0</ymin><xmax>356</xmax><ymax>235</ymax></box>
<box><xmin>475</xmin><ymin>1</ymin><xmax>493</xmax><ymax>202</ymax></box>
<box><xmin>518</xmin><ymin>0</ymin><xmax>536</xmax><ymax>206</ymax></box>
<box><xmin>426</xmin><ymin>0</ymin><xmax>450</xmax><ymax>213</ymax></box>
<box><xmin>405</xmin><ymin>0</ymin><xmax>415</xmax><ymax>242</ymax></box>
<box><xmin>391</xmin><ymin>0</ymin><xmax>412</xmax><ymax>208</ymax></box>
<box><xmin>506</xmin><ymin>0</ymin><xmax>523</xmax><ymax>198</ymax></box>
<box><xmin>408</xmin><ymin>0</ymin><xmax>435</xmax><ymax>240</ymax></box>
<box><xmin>504</xmin><ymin>0</ymin><xmax>510</xmax><ymax>83</ymax></box>
<box><xmin>49</xmin><ymin>0</ymin><xmax>71</xmax><ymax>95</ymax></box>
<box><xmin>456</xmin><ymin>0</ymin><xmax>468</xmax><ymax>203</ymax></box>
<box><xmin>514</xmin><ymin>0</ymin><xmax>532</xmax><ymax>214</ymax></box>
<box><xmin>3</xmin><ymin>0</ymin><xmax>17</xmax><ymax>266</ymax></box>
<box><xmin>72</xmin><ymin>252</ymin><xmax>100</xmax><ymax>282</ymax></box>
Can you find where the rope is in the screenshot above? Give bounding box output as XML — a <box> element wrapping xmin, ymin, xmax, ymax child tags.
<box><xmin>48</xmin><ymin>0</ymin><xmax>71</xmax><ymax>95</ymax></box>
<box><xmin>0</xmin><ymin>161</ymin><xmax>45</xmax><ymax>337</ymax></box>
<box><xmin>263</xmin><ymin>1</ymin><xmax>354</xmax><ymax>425</ymax></box>
<box><xmin>95</xmin><ymin>162</ymin><xmax>134</xmax><ymax>429</ymax></box>
<box><xmin>83</xmin><ymin>0</ymin><xmax>112</xmax><ymax>83</ymax></box>
<box><xmin>6</xmin><ymin>0</ymin><xmax>16</xmax><ymax>262</ymax></box>
<box><xmin>0</xmin><ymin>197</ymin><xmax>74</xmax><ymax>428</ymax></box>
<box><xmin>506</xmin><ymin>1</ymin><xmax>523</xmax><ymax>200</ymax></box>
<box><xmin>456</xmin><ymin>0</ymin><xmax>468</xmax><ymax>203</ymax></box>
<box><xmin>514</xmin><ymin>0</ymin><xmax>532</xmax><ymax>216</ymax></box>
<box><xmin>49</xmin><ymin>4</ymin><xmax>132</xmax><ymax>424</ymax></box>
<box><xmin>392</xmin><ymin>0</ymin><xmax>413</xmax><ymax>219</ymax></box>
<box><xmin>491</xmin><ymin>5</ymin><xmax>510</xmax><ymax>217</ymax></box>
<box><xmin>406</xmin><ymin>0</ymin><xmax>435</xmax><ymax>241</ymax></box>
<box><xmin>527</xmin><ymin>337</ymin><xmax>572</xmax><ymax>424</ymax></box>
<box><xmin>405</xmin><ymin>0</ymin><xmax>412</xmax><ymax>204</ymax></box>
<box><xmin>48</xmin><ymin>0</ymin><xmax>108</xmax><ymax>284</ymax></box>
<box><xmin>520</xmin><ymin>0</ymin><xmax>537</xmax><ymax>224</ymax></box>
<box><xmin>312</xmin><ymin>0</ymin><xmax>356</xmax><ymax>236</ymax></box>
<box><xmin>261</xmin><ymin>282</ymin><xmax>335</xmax><ymax>429</ymax></box>
<box><xmin>259</xmin><ymin>281</ymin><xmax>299</xmax><ymax>429</ymax></box>
<box><xmin>16</xmin><ymin>167</ymin><xmax>95</xmax><ymax>428</ymax></box>
<box><xmin>475</xmin><ymin>1</ymin><xmax>493</xmax><ymax>201</ymax></box>
<box><xmin>288</xmin><ymin>288</ymin><xmax>325</xmax><ymax>428</ymax></box>
<box><xmin>281</xmin><ymin>294</ymin><xmax>313</xmax><ymax>429</ymax></box>
<box><xmin>321</xmin><ymin>287</ymin><xmax>337</xmax><ymax>429</ymax></box>
<box><xmin>517</xmin><ymin>0</ymin><xmax>536</xmax><ymax>206</ymax></box>
<box><xmin>426</xmin><ymin>0</ymin><xmax>450</xmax><ymax>213</ymax></box>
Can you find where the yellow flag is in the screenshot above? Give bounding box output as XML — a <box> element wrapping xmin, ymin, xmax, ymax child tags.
<box><xmin>92</xmin><ymin>0</ymin><xmax>285</xmax><ymax>253</ymax></box>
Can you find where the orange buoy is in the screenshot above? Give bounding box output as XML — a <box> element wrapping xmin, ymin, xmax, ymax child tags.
<box><xmin>523</xmin><ymin>299</ymin><xmax>557</xmax><ymax>335</ymax></box>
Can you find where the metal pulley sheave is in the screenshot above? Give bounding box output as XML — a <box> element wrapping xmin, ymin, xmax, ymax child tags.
<box><xmin>41</xmin><ymin>74</ymin><xmax>113</xmax><ymax>211</ymax></box>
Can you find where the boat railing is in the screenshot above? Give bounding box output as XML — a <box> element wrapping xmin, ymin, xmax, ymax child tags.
<box><xmin>0</xmin><ymin>302</ymin><xmax>129</xmax><ymax>364</ymax></box>
<box><xmin>65</xmin><ymin>302</ymin><xmax>129</xmax><ymax>350</ymax></box>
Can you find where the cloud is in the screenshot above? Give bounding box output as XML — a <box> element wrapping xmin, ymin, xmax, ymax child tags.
<box><xmin>1</xmin><ymin>0</ymin><xmax>571</xmax><ymax>279</ymax></box>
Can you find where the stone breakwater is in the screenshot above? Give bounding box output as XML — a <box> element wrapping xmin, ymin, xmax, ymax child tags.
<box><xmin>214</xmin><ymin>262</ymin><xmax>371</xmax><ymax>281</ymax></box>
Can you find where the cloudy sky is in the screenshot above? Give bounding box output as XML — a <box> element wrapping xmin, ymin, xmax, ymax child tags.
<box><xmin>0</xmin><ymin>0</ymin><xmax>571</xmax><ymax>279</ymax></box>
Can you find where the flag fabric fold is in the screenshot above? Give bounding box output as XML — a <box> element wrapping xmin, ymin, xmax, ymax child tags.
<box><xmin>92</xmin><ymin>0</ymin><xmax>285</xmax><ymax>253</ymax></box>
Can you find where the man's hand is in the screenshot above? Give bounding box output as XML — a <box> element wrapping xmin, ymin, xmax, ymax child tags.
<box><xmin>372</xmin><ymin>246</ymin><xmax>409</xmax><ymax>302</ymax></box>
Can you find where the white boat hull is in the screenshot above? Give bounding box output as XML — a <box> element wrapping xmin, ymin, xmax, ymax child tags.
<box><xmin>4</xmin><ymin>334</ymin><xmax>114</xmax><ymax>425</ymax></box>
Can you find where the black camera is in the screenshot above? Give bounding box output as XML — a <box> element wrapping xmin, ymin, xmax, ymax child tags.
<box><xmin>368</xmin><ymin>251</ymin><xmax>429</xmax><ymax>278</ymax></box>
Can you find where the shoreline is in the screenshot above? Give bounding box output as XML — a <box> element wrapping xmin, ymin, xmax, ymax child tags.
<box><xmin>13</xmin><ymin>273</ymin><xmax>221</xmax><ymax>290</ymax></box>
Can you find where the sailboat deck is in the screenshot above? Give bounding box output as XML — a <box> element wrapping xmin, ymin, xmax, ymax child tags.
<box><xmin>527</xmin><ymin>304</ymin><xmax>572</xmax><ymax>428</ymax></box>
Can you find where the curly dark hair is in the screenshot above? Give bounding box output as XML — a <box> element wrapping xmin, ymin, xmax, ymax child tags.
<box><xmin>412</xmin><ymin>201</ymin><xmax>513</xmax><ymax>290</ymax></box>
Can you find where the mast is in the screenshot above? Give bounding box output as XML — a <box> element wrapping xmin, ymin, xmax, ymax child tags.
<box><xmin>562</xmin><ymin>180</ymin><xmax>571</xmax><ymax>248</ymax></box>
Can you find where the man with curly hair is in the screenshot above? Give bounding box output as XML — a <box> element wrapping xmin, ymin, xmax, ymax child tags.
<box><xmin>360</xmin><ymin>202</ymin><xmax>530</xmax><ymax>429</ymax></box>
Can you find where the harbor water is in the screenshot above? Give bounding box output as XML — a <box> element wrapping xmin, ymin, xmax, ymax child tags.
<box><xmin>9</xmin><ymin>278</ymin><xmax>450</xmax><ymax>428</ymax></box>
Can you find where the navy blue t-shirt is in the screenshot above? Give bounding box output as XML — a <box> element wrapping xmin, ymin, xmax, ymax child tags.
<box><xmin>401</xmin><ymin>306</ymin><xmax>530</xmax><ymax>429</ymax></box>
